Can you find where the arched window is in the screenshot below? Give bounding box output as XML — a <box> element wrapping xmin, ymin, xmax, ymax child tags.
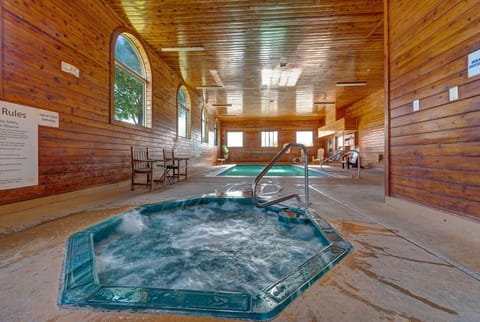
<box><xmin>113</xmin><ymin>32</ymin><xmax>151</xmax><ymax>127</ymax></box>
<box><xmin>177</xmin><ymin>86</ymin><xmax>191</xmax><ymax>138</ymax></box>
<box><xmin>201</xmin><ymin>107</ymin><xmax>208</xmax><ymax>144</ymax></box>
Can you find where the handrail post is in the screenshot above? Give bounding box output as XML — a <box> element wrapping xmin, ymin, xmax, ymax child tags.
<box><xmin>251</xmin><ymin>143</ymin><xmax>309</xmax><ymax>208</ymax></box>
<box><xmin>301</xmin><ymin>144</ymin><xmax>310</xmax><ymax>205</ymax></box>
<box><xmin>356</xmin><ymin>150</ymin><xmax>361</xmax><ymax>179</ymax></box>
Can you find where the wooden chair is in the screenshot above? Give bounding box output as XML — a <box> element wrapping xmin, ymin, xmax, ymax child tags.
<box><xmin>163</xmin><ymin>149</ymin><xmax>179</xmax><ymax>184</ymax></box>
<box><xmin>131</xmin><ymin>146</ymin><xmax>158</xmax><ymax>191</ymax></box>
<box><xmin>163</xmin><ymin>149</ymin><xmax>188</xmax><ymax>183</ymax></box>
<box><xmin>342</xmin><ymin>150</ymin><xmax>359</xmax><ymax>169</ymax></box>
<box><xmin>312</xmin><ymin>148</ymin><xmax>325</xmax><ymax>164</ymax></box>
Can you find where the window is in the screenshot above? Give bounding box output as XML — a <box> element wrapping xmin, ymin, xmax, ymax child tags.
<box><xmin>113</xmin><ymin>33</ymin><xmax>151</xmax><ymax>127</ymax></box>
<box><xmin>226</xmin><ymin>131</ymin><xmax>244</xmax><ymax>147</ymax></box>
<box><xmin>201</xmin><ymin>107</ymin><xmax>208</xmax><ymax>144</ymax></box>
<box><xmin>296</xmin><ymin>130</ymin><xmax>314</xmax><ymax>147</ymax></box>
<box><xmin>214</xmin><ymin>119</ymin><xmax>219</xmax><ymax>147</ymax></box>
<box><xmin>261</xmin><ymin>130</ymin><xmax>278</xmax><ymax>147</ymax></box>
<box><xmin>177</xmin><ymin>86</ymin><xmax>191</xmax><ymax>138</ymax></box>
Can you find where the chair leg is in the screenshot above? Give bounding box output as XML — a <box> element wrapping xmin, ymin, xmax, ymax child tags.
<box><xmin>149</xmin><ymin>171</ymin><xmax>153</xmax><ymax>191</ymax></box>
<box><xmin>165</xmin><ymin>167</ymin><xmax>176</xmax><ymax>184</ymax></box>
<box><xmin>131</xmin><ymin>170</ymin><xmax>135</xmax><ymax>191</ymax></box>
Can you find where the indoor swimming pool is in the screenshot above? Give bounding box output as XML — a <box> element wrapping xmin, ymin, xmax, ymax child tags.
<box><xmin>217</xmin><ymin>164</ymin><xmax>326</xmax><ymax>177</ymax></box>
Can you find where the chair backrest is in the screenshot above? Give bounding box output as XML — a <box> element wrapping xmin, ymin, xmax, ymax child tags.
<box><xmin>349</xmin><ymin>151</ymin><xmax>359</xmax><ymax>164</ymax></box>
<box><xmin>317</xmin><ymin>148</ymin><xmax>324</xmax><ymax>160</ymax></box>
<box><xmin>131</xmin><ymin>146</ymin><xmax>150</xmax><ymax>169</ymax></box>
<box><xmin>163</xmin><ymin>149</ymin><xmax>175</xmax><ymax>164</ymax></box>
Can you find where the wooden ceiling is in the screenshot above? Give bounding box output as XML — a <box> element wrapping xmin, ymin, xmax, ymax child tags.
<box><xmin>103</xmin><ymin>0</ymin><xmax>384</xmax><ymax>121</ymax></box>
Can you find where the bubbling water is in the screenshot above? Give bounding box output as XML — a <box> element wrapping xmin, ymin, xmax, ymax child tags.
<box><xmin>94</xmin><ymin>200</ymin><xmax>327</xmax><ymax>294</ymax></box>
<box><xmin>116</xmin><ymin>210</ymin><xmax>147</xmax><ymax>234</ymax></box>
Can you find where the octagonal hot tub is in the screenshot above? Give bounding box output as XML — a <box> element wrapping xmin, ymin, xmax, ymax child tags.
<box><xmin>60</xmin><ymin>196</ymin><xmax>351</xmax><ymax>320</ymax></box>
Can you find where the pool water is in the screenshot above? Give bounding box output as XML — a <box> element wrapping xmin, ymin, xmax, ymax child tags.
<box><xmin>95</xmin><ymin>201</ymin><xmax>328</xmax><ymax>294</ymax></box>
<box><xmin>218</xmin><ymin>164</ymin><xmax>325</xmax><ymax>177</ymax></box>
<box><xmin>60</xmin><ymin>197</ymin><xmax>351</xmax><ymax>320</ymax></box>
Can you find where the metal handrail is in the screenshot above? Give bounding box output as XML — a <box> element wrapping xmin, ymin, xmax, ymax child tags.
<box><xmin>320</xmin><ymin>149</ymin><xmax>361</xmax><ymax>179</ymax></box>
<box><xmin>251</xmin><ymin>143</ymin><xmax>309</xmax><ymax>208</ymax></box>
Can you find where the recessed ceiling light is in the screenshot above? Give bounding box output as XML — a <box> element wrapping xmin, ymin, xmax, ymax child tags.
<box><xmin>336</xmin><ymin>82</ymin><xmax>367</xmax><ymax>87</ymax></box>
<box><xmin>161</xmin><ymin>47</ymin><xmax>205</xmax><ymax>52</ymax></box>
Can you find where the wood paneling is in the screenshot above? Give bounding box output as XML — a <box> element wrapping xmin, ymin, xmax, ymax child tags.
<box><xmin>0</xmin><ymin>0</ymin><xmax>216</xmax><ymax>205</ymax></box>
<box><xmin>347</xmin><ymin>89</ymin><xmax>385</xmax><ymax>168</ymax></box>
<box><xmin>103</xmin><ymin>0</ymin><xmax>385</xmax><ymax>120</ymax></box>
<box><xmin>3</xmin><ymin>0</ymin><xmax>479</xmax><ymax>223</ymax></box>
<box><xmin>386</xmin><ymin>0</ymin><xmax>480</xmax><ymax>220</ymax></box>
<box><xmin>220</xmin><ymin>119</ymin><xmax>322</xmax><ymax>163</ymax></box>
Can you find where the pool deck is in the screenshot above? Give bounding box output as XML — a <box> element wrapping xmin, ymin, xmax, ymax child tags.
<box><xmin>1</xmin><ymin>166</ymin><xmax>479</xmax><ymax>321</ymax></box>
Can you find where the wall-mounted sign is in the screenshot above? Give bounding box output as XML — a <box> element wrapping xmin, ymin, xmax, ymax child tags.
<box><xmin>468</xmin><ymin>49</ymin><xmax>480</xmax><ymax>78</ymax></box>
<box><xmin>0</xmin><ymin>100</ymin><xmax>59</xmax><ymax>190</ymax></box>
<box><xmin>38</xmin><ymin>109</ymin><xmax>59</xmax><ymax>127</ymax></box>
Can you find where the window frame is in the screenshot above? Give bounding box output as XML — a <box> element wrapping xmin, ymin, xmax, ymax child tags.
<box><xmin>296</xmin><ymin>130</ymin><xmax>314</xmax><ymax>147</ymax></box>
<box><xmin>111</xmin><ymin>31</ymin><xmax>152</xmax><ymax>128</ymax></box>
<box><xmin>201</xmin><ymin>106</ymin><xmax>208</xmax><ymax>144</ymax></box>
<box><xmin>213</xmin><ymin>119</ymin><xmax>219</xmax><ymax>147</ymax></box>
<box><xmin>177</xmin><ymin>85</ymin><xmax>191</xmax><ymax>139</ymax></box>
<box><xmin>226</xmin><ymin>131</ymin><xmax>244</xmax><ymax>148</ymax></box>
<box><xmin>260</xmin><ymin>130</ymin><xmax>278</xmax><ymax>148</ymax></box>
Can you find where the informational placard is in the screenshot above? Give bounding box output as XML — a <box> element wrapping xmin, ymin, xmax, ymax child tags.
<box><xmin>0</xmin><ymin>100</ymin><xmax>59</xmax><ymax>190</ymax></box>
<box><xmin>468</xmin><ymin>49</ymin><xmax>480</xmax><ymax>78</ymax></box>
<box><xmin>38</xmin><ymin>109</ymin><xmax>59</xmax><ymax>127</ymax></box>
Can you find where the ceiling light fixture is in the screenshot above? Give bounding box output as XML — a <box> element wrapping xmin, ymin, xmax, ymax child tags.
<box><xmin>196</xmin><ymin>85</ymin><xmax>223</xmax><ymax>90</ymax></box>
<box><xmin>161</xmin><ymin>47</ymin><xmax>205</xmax><ymax>52</ymax></box>
<box><xmin>336</xmin><ymin>81</ymin><xmax>367</xmax><ymax>87</ymax></box>
<box><xmin>262</xmin><ymin>68</ymin><xmax>302</xmax><ymax>87</ymax></box>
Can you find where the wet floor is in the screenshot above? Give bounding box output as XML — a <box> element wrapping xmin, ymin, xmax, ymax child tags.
<box><xmin>1</xmin><ymin>168</ymin><xmax>479</xmax><ymax>321</ymax></box>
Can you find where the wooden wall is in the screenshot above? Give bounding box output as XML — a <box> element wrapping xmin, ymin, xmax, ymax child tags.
<box><xmin>0</xmin><ymin>0</ymin><xmax>216</xmax><ymax>205</ymax></box>
<box><xmin>347</xmin><ymin>89</ymin><xmax>385</xmax><ymax>168</ymax></box>
<box><xmin>386</xmin><ymin>0</ymin><xmax>480</xmax><ymax>219</ymax></box>
<box><xmin>219</xmin><ymin>119</ymin><xmax>323</xmax><ymax>163</ymax></box>
<box><xmin>317</xmin><ymin>106</ymin><xmax>357</xmax><ymax>158</ymax></box>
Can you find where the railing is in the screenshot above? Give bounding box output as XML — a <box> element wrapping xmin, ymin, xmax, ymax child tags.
<box><xmin>251</xmin><ymin>143</ymin><xmax>309</xmax><ymax>208</ymax></box>
<box><xmin>320</xmin><ymin>149</ymin><xmax>361</xmax><ymax>179</ymax></box>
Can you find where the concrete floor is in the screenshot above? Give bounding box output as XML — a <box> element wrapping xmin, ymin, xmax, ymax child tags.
<box><xmin>0</xmin><ymin>166</ymin><xmax>479</xmax><ymax>321</ymax></box>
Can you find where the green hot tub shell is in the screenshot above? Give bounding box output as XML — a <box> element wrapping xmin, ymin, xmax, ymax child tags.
<box><xmin>60</xmin><ymin>196</ymin><xmax>351</xmax><ymax>320</ymax></box>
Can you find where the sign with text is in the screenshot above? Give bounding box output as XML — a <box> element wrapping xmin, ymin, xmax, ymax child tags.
<box><xmin>468</xmin><ymin>49</ymin><xmax>480</xmax><ymax>78</ymax></box>
<box><xmin>38</xmin><ymin>109</ymin><xmax>59</xmax><ymax>127</ymax></box>
<box><xmin>0</xmin><ymin>100</ymin><xmax>59</xmax><ymax>190</ymax></box>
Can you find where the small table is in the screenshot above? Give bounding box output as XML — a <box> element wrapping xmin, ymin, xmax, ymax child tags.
<box><xmin>174</xmin><ymin>156</ymin><xmax>189</xmax><ymax>180</ymax></box>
